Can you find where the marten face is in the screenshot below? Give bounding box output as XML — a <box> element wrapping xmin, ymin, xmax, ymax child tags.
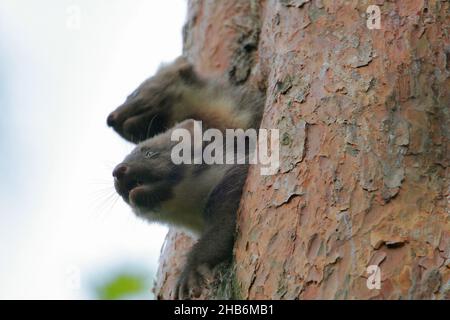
<box><xmin>112</xmin><ymin>130</ymin><xmax>183</xmax><ymax>214</ymax></box>
<box><xmin>112</xmin><ymin>119</ymin><xmax>226</xmax><ymax>233</ymax></box>
<box><xmin>106</xmin><ymin>57</ymin><xmax>200</xmax><ymax>143</ymax></box>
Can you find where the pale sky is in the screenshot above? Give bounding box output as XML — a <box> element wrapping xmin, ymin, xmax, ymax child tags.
<box><xmin>0</xmin><ymin>0</ymin><xmax>187</xmax><ymax>299</ymax></box>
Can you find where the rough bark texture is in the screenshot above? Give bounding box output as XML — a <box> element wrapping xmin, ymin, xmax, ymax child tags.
<box><xmin>154</xmin><ymin>0</ymin><xmax>450</xmax><ymax>300</ymax></box>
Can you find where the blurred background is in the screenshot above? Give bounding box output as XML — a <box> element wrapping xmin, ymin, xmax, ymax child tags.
<box><xmin>0</xmin><ymin>0</ymin><xmax>186</xmax><ymax>299</ymax></box>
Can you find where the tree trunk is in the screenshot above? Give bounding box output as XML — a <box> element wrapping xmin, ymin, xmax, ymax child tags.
<box><xmin>154</xmin><ymin>0</ymin><xmax>450</xmax><ymax>300</ymax></box>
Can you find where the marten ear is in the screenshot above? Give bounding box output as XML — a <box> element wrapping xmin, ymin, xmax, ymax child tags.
<box><xmin>173</xmin><ymin>119</ymin><xmax>196</xmax><ymax>134</ymax></box>
<box><xmin>176</xmin><ymin>58</ymin><xmax>199</xmax><ymax>84</ymax></box>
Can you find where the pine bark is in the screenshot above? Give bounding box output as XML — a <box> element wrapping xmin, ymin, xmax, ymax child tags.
<box><xmin>154</xmin><ymin>0</ymin><xmax>450</xmax><ymax>300</ymax></box>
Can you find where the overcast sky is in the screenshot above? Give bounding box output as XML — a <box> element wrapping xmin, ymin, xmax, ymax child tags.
<box><xmin>0</xmin><ymin>0</ymin><xmax>186</xmax><ymax>299</ymax></box>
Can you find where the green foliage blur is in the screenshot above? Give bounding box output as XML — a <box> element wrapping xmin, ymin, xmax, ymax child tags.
<box><xmin>91</xmin><ymin>268</ymin><xmax>154</xmax><ymax>300</ymax></box>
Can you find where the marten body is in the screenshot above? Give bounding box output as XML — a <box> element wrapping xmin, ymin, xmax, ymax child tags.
<box><xmin>107</xmin><ymin>57</ymin><xmax>264</xmax><ymax>299</ymax></box>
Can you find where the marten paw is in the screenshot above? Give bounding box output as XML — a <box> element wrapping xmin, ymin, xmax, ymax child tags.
<box><xmin>174</xmin><ymin>263</ymin><xmax>213</xmax><ymax>300</ymax></box>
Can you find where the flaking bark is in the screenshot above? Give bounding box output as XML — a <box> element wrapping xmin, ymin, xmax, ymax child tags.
<box><xmin>154</xmin><ymin>0</ymin><xmax>450</xmax><ymax>300</ymax></box>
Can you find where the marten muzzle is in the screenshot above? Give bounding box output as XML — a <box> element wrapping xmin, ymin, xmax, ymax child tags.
<box><xmin>112</xmin><ymin>161</ymin><xmax>175</xmax><ymax>211</ymax></box>
<box><xmin>112</xmin><ymin>164</ymin><xmax>144</xmax><ymax>204</ymax></box>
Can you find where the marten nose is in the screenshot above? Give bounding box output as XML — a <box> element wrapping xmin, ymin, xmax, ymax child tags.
<box><xmin>107</xmin><ymin>112</ymin><xmax>117</xmax><ymax>127</ymax></box>
<box><xmin>113</xmin><ymin>164</ymin><xmax>128</xmax><ymax>180</ymax></box>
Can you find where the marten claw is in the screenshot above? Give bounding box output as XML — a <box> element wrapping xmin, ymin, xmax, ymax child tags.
<box><xmin>175</xmin><ymin>264</ymin><xmax>209</xmax><ymax>300</ymax></box>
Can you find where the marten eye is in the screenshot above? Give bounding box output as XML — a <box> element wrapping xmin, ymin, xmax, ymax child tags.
<box><xmin>144</xmin><ymin>150</ymin><xmax>159</xmax><ymax>159</ymax></box>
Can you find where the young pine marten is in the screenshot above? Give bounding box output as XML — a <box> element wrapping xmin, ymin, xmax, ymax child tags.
<box><xmin>107</xmin><ymin>57</ymin><xmax>264</xmax><ymax>299</ymax></box>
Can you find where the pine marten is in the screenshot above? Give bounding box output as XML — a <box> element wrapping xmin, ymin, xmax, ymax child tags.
<box><xmin>107</xmin><ymin>57</ymin><xmax>264</xmax><ymax>299</ymax></box>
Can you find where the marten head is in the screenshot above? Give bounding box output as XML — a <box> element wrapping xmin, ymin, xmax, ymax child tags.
<box><xmin>112</xmin><ymin>119</ymin><xmax>224</xmax><ymax>232</ymax></box>
<box><xmin>107</xmin><ymin>57</ymin><xmax>202</xmax><ymax>143</ymax></box>
<box><xmin>112</xmin><ymin>124</ymin><xmax>184</xmax><ymax>213</ymax></box>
